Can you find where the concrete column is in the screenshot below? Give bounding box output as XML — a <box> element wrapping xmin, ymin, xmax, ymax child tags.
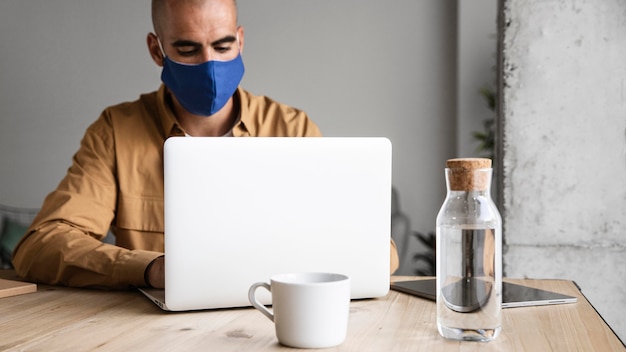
<box><xmin>499</xmin><ymin>0</ymin><xmax>626</xmax><ymax>340</ymax></box>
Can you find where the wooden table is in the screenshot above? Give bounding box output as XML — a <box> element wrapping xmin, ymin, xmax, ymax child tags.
<box><xmin>0</xmin><ymin>271</ymin><xmax>623</xmax><ymax>351</ymax></box>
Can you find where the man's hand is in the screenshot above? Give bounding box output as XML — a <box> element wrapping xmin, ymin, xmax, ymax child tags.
<box><xmin>145</xmin><ymin>256</ymin><xmax>165</xmax><ymax>289</ymax></box>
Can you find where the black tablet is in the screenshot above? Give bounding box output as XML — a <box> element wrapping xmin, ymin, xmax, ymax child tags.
<box><xmin>391</xmin><ymin>279</ymin><xmax>577</xmax><ymax>308</ymax></box>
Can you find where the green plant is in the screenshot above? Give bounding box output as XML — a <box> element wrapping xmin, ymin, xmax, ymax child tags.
<box><xmin>412</xmin><ymin>231</ymin><xmax>436</xmax><ymax>276</ymax></box>
<box><xmin>472</xmin><ymin>87</ymin><xmax>496</xmax><ymax>160</ymax></box>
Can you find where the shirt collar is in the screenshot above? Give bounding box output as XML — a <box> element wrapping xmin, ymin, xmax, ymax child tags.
<box><xmin>157</xmin><ymin>85</ymin><xmax>252</xmax><ymax>137</ymax></box>
<box><xmin>232</xmin><ymin>88</ymin><xmax>252</xmax><ymax>137</ymax></box>
<box><xmin>156</xmin><ymin>84</ymin><xmax>185</xmax><ymax>137</ymax></box>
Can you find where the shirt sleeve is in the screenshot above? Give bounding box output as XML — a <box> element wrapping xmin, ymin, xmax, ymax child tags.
<box><xmin>11</xmin><ymin>112</ymin><xmax>162</xmax><ymax>289</ymax></box>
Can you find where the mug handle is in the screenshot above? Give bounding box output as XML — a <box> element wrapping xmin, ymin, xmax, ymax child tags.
<box><xmin>248</xmin><ymin>282</ymin><xmax>274</xmax><ymax>321</ymax></box>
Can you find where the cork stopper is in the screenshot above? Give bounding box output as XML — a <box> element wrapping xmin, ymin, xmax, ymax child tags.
<box><xmin>446</xmin><ymin>158</ymin><xmax>492</xmax><ymax>191</ymax></box>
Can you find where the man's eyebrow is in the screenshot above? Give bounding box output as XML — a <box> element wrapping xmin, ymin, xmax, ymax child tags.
<box><xmin>211</xmin><ymin>35</ymin><xmax>237</xmax><ymax>46</ymax></box>
<box><xmin>170</xmin><ymin>36</ymin><xmax>236</xmax><ymax>48</ymax></box>
<box><xmin>171</xmin><ymin>40</ymin><xmax>201</xmax><ymax>48</ymax></box>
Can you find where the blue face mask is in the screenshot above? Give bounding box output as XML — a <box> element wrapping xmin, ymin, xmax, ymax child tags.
<box><xmin>161</xmin><ymin>52</ymin><xmax>245</xmax><ymax>116</ymax></box>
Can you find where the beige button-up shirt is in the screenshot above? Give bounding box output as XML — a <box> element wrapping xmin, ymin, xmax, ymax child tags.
<box><xmin>13</xmin><ymin>85</ymin><xmax>398</xmax><ymax>289</ymax></box>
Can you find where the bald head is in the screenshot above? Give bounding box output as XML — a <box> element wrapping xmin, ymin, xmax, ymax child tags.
<box><xmin>151</xmin><ymin>0</ymin><xmax>238</xmax><ymax>37</ymax></box>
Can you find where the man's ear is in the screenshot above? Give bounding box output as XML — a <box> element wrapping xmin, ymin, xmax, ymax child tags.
<box><xmin>237</xmin><ymin>26</ymin><xmax>245</xmax><ymax>53</ymax></box>
<box><xmin>147</xmin><ymin>33</ymin><xmax>165</xmax><ymax>67</ymax></box>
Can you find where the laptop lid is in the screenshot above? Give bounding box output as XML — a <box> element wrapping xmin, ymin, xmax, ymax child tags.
<box><xmin>159</xmin><ymin>137</ymin><xmax>392</xmax><ymax>311</ymax></box>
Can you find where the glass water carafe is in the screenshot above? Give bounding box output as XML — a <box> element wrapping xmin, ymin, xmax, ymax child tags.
<box><xmin>436</xmin><ymin>158</ymin><xmax>502</xmax><ymax>342</ymax></box>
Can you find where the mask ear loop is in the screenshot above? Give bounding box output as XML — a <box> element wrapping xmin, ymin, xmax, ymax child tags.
<box><xmin>236</xmin><ymin>33</ymin><xmax>243</xmax><ymax>55</ymax></box>
<box><xmin>156</xmin><ymin>36</ymin><xmax>167</xmax><ymax>63</ymax></box>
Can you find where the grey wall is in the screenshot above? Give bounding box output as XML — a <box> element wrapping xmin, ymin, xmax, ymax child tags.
<box><xmin>457</xmin><ymin>0</ymin><xmax>498</xmax><ymax>158</ymax></box>
<box><xmin>500</xmin><ymin>0</ymin><xmax>626</xmax><ymax>340</ymax></box>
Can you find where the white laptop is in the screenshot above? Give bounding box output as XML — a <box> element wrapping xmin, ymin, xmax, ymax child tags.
<box><xmin>140</xmin><ymin>137</ymin><xmax>392</xmax><ymax>311</ymax></box>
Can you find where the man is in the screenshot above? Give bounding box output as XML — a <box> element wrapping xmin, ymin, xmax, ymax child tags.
<box><xmin>12</xmin><ymin>0</ymin><xmax>399</xmax><ymax>289</ymax></box>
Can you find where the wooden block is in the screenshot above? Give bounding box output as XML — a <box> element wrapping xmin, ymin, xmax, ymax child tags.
<box><xmin>0</xmin><ymin>278</ymin><xmax>36</xmax><ymax>298</ymax></box>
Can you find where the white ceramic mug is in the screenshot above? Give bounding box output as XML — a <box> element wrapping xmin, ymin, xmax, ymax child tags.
<box><xmin>248</xmin><ymin>272</ymin><xmax>351</xmax><ymax>349</ymax></box>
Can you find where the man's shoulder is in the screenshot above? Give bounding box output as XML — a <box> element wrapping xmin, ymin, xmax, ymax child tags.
<box><xmin>237</xmin><ymin>88</ymin><xmax>321</xmax><ymax>137</ymax></box>
<box><xmin>105</xmin><ymin>90</ymin><xmax>160</xmax><ymax>116</ymax></box>
<box><xmin>239</xmin><ymin>88</ymin><xmax>289</xmax><ymax>108</ymax></box>
<box><xmin>85</xmin><ymin>89</ymin><xmax>164</xmax><ymax>140</ymax></box>
<box><xmin>96</xmin><ymin>89</ymin><xmax>164</xmax><ymax>130</ymax></box>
